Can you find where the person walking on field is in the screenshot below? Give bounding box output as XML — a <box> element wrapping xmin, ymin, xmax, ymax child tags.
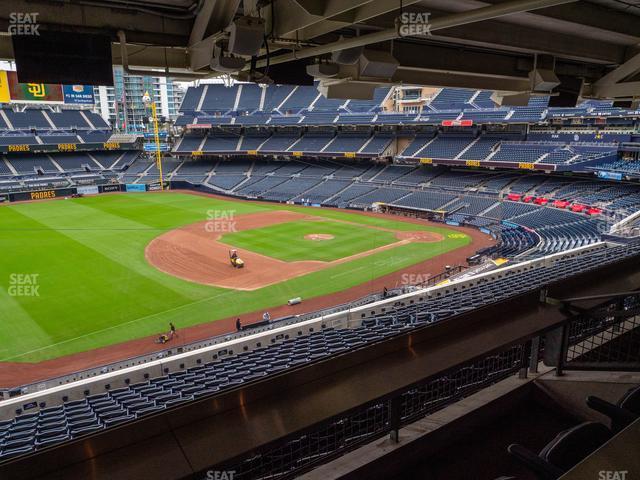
<box><xmin>236</xmin><ymin>318</ymin><xmax>242</xmax><ymax>332</ymax></box>
<box><xmin>169</xmin><ymin>322</ymin><xmax>176</xmax><ymax>338</ymax></box>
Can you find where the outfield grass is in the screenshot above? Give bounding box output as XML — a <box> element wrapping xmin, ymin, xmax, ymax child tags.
<box><xmin>220</xmin><ymin>219</ymin><xmax>399</xmax><ymax>262</ymax></box>
<box><xmin>0</xmin><ymin>193</ymin><xmax>470</xmax><ymax>362</ymax></box>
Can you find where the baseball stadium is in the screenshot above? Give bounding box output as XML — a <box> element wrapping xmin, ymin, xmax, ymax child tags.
<box><xmin>0</xmin><ymin>192</ymin><xmax>476</xmax><ymax>368</ymax></box>
<box><xmin>1</xmin><ymin>1</ymin><xmax>640</xmax><ymax>480</ymax></box>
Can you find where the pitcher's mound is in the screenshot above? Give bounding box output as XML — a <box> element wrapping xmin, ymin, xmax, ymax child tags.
<box><xmin>305</xmin><ymin>234</ymin><xmax>335</xmax><ymax>241</ymax></box>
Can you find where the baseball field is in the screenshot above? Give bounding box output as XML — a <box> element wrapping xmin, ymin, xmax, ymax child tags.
<box><xmin>0</xmin><ymin>191</ymin><xmax>476</xmax><ymax>365</ymax></box>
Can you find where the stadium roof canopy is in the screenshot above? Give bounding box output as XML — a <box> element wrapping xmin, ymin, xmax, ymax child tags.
<box><xmin>0</xmin><ymin>0</ymin><xmax>639</xmax><ymax>102</ymax></box>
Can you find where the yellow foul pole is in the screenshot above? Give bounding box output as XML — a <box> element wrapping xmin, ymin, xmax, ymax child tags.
<box><xmin>150</xmin><ymin>102</ymin><xmax>165</xmax><ymax>191</ymax></box>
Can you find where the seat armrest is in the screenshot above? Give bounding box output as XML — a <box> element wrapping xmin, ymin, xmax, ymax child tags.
<box><xmin>587</xmin><ymin>395</ymin><xmax>638</xmax><ymax>432</ymax></box>
<box><xmin>508</xmin><ymin>443</ymin><xmax>565</xmax><ymax>480</ymax></box>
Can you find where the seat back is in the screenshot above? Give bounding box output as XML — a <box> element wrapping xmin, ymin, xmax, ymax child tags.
<box><xmin>540</xmin><ymin>422</ymin><xmax>611</xmax><ymax>472</ymax></box>
<box><xmin>618</xmin><ymin>385</ymin><xmax>640</xmax><ymax>414</ymax></box>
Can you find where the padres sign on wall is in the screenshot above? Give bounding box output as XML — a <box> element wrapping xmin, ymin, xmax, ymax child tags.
<box><xmin>0</xmin><ymin>71</ymin><xmax>94</xmax><ymax>104</ymax></box>
<box><xmin>7</xmin><ymin>71</ymin><xmax>64</xmax><ymax>103</ymax></box>
<box><xmin>10</xmin><ymin>188</ymin><xmax>76</xmax><ymax>202</ymax></box>
<box><xmin>30</xmin><ymin>190</ymin><xmax>57</xmax><ymax>200</ymax></box>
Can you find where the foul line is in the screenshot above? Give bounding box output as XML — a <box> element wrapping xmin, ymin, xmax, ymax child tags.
<box><xmin>0</xmin><ymin>290</ymin><xmax>237</xmax><ymax>362</ymax></box>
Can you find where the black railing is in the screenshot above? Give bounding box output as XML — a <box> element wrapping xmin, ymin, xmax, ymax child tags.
<box><xmin>400</xmin><ymin>344</ymin><xmax>524</xmax><ymax>424</ymax></box>
<box><xmin>209</xmin><ymin>340</ymin><xmax>530</xmax><ymax>480</ymax></box>
<box><xmin>564</xmin><ymin>294</ymin><xmax>640</xmax><ymax>371</ymax></box>
<box><xmin>207</xmin><ymin>291</ymin><xmax>640</xmax><ymax>480</ymax></box>
<box><xmin>414</xmin><ymin>264</ymin><xmax>466</xmax><ymax>288</ymax></box>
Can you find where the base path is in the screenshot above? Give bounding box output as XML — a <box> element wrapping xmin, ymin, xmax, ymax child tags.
<box><xmin>0</xmin><ymin>191</ymin><xmax>495</xmax><ymax>387</ymax></box>
<box><xmin>145</xmin><ymin>210</ymin><xmax>444</xmax><ymax>290</ymax></box>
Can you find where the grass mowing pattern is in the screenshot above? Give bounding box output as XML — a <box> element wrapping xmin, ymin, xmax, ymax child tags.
<box><xmin>220</xmin><ymin>219</ymin><xmax>399</xmax><ymax>262</ymax></box>
<box><xmin>0</xmin><ymin>193</ymin><xmax>470</xmax><ymax>362</ymax></box>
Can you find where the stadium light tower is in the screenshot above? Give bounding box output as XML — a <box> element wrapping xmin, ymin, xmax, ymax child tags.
<box><xmin>142</xmin><ymin>90</ymin><xmax>165</xmax><ymax>191</ymax></box>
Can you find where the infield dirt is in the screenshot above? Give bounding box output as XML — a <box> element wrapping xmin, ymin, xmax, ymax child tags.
<box><xmin>145</xmin><ymin>210</ymin><xmax>444</xmax><ymax>290</ymax></box>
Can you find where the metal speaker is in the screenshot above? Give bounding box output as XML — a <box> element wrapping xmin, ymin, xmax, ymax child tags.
<box><xmin>228</xmin><ymin>16</ymin><xmax>265</xmax><ymax>57</ymax></box>
<box><xmin>306</xmin><ymin>63</ymin><xmax>340</xmax><ymax>79</ymax></box>
<box><xmin>359</xmin><ymin>49</ymin><xmax>399</xmax><ymax>79</ymax></box>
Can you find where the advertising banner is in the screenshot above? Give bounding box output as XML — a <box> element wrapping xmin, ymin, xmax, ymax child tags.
<box><xmin>147</xmin><ymin>182</ymin><xmax>169</xmax><ymax>192</ymax></box>
<box><xmin>10</xmin><ymin>187</ymin><xmax>76</xmax><ymax>202</ymax></box>
<box><xmin>77</xmin><ymin>185</ymin><xmax>99</xmax><ymax>195</ymax></box>
<box><xmin>62</xmin><ymin>84</ymin><xmax>95</xmax><ymax>105</ymax></box>
<box><xmin>143</xmin><ymin>143</ymin><xmax>170</xmax><ymax>152</ymax></box>
<box><xmin>596</xmin><ymin>171</ymin><xmax>623</xmax><ymax>181</ymax></box>
<box><xmin>501</xmin><ymin>220</ymin><xmax>519</xmax><ymax>228</ymax></box>
<box><xmin>125</xmin><ymin>184</ymin><xmax>147</xmax><ymax>192</ymax></box>
<box><xmin>7</xmin><ymin>71</ymin><xmax>63</xmax><ymax>103</ymax></box>
<box><xmin>0</xmin><ymin>142</ymin><xmax>134</xmax><ymax>155</ymax></box>
<box><xmin>100</xmin><ymin>184</ymin><xmax>122</xmax><ymax>193</ymax></box>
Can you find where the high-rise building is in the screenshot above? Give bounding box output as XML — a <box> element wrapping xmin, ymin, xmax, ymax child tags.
<box><xmin>94</xmin><ymin>67</ymin><xmax>184</xmax><ymax>132</ymax></box>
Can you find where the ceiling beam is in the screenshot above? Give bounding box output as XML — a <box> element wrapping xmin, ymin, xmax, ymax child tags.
<box><xmin>589</xmin><ymin>81</ymin><xmax>640</xmax><ymax>99</ymax></box>
<box><xmin>188</xmin><ymin>0</ymin><xmax>217</xmax><ymax>47</ymax></box>
<box><xmin>391</xmin><ymin>40</ymin><xmax>606</xmax><ymax>78</ymax></box>
<box><xmin>353</xmin><ymin>3</ymin><xmax>630</xmax><ymax>65</ymax></box>
<box><xmin>418</xmin><ymin>0</ymin><xmax>640</xmax><ymax>45</ymax></box>
<box><xmin>254</xmin><ymin>0</ymin><xmax>580</xmax><ymax>69</ymax></box>
<box><xmin>589</xmin><ymin>52</ymin><xmax>640</xmax><ymax>99</ymax></box>
<box><xmin>392</xmin><ymin>68</ymin><xmax>531</xmax><ymax>91</ymax></box>
<box><xmin>390</xmin><ymin>42</ymin><xmax>530</xmax><ymax>79</ymax></box>
<box><xmin>0</xmin><ymin>36</ymin><xmax>192</xmax><ymax>71</ymax></box>
<box><xmin>328</xmin><ymin>41</ymin><xmax>605</xmax><ymax>93</ymax></box>
<box><xmin>594</xmin><ymin>52</ymin><xmax>640</xmax><ymax>87</ymax></box>
<box><xmin>428</xmin><ymin>20</ymin><xmax>626</xmax><ymax>65</ymax></box>
<box><xmin>204</xmin><ymin>0</ymin><xmax>242</xmax><ymax>37</ymax></box>
<box><xmin>298</xmin><ymin>0</ymin><xmax>422</xmax><ymax>40</ymax></box>
<box><xmin>263</xmin><ymin>0</ymin><xmax>376</xmax><ymax>38</ymax></box>
<box><xmin>186</xmin><ymin>0</ymin><xmax>241</xmax><ymax>71</ymax></box>
<box><xmin>0</xmin><ymin>0</ymin><xmax>191</xmax><ymax>46</ymax></box>
<box><xmin>519</xmin><ymin>1</ymin><xmax>640</xmax><ymax>43</ymax></box>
